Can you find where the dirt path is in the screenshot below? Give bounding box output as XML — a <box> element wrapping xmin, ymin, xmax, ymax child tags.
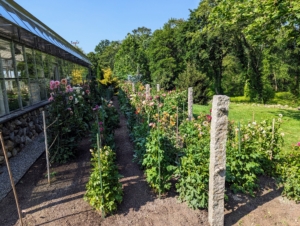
<box><xmin>0</xmin><ymin>97</ymin><xmax>299</xmax><ymax>225</ymax></box>
<box><xmin>100</xmin><ymin>97</ymin><xmax>207</xmax><ymax>226</ymax></box>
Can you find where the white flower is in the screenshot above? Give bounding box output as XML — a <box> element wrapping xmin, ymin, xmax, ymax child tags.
<box><xmin>252</xmin><ymin>121</ymin><xmax>257</xmax><ymax>125</ymax></box>
<box><xmin>280</xmin><ymin>133</ymin><xmax>284</xmax><ymax>136</ymax></box>
<box><xmin>203</xmin><ymin>121</ymin><xmax>209</xmax><ymax>127</ymax></box>
<box><xmin>75</xmin><ymin>98</ymin><xmax>78</xmax><ymax>104</ymax></box>
<box><xmin>279</xmin><ymin>114</ymin><xmax>283</xmax><ymax>118</ymax></box>
<box><xmin>82</xmin><ymin>91</ymin><xmax>85</xmax><ymax>95</ymax></box>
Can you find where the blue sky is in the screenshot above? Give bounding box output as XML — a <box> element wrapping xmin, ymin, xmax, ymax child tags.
<box><xmin>15</xmin><ymin>0</ymin><xmax>200</xmax><ymax>54</ymax></box>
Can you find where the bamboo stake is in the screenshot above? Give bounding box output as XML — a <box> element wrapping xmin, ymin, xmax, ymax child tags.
<box><xmin>176</xmin><ymin>106</ymin><xmax>179</xmax><ymax>147</ymax></box>
<box><xmin>97</xmin><ymin>133</ymin><xmax>105</xmax><ymax>218</ymax></box>
<box><xmin>42</xmin><ymin>111</ymin><xmax>50</xmax><ymax>185</ymax></box>
<box><xmin>157</xmin><ymin>103</ymin><xmax>161</xmax><ymax>199</ymax></box>
<box><xmin>238</xmin><ymin>122</ymin><xmax>241</xmax><ymax>153</ymax></box>
<box><xmin>0</xmin><ymin>132</ymin><xmax>23</xmax><ymax>226</ymax></box>
<box><xmin>270</xmin><ymin>118</ymin><xmax>275</xmax><ymax>160</ymax></box>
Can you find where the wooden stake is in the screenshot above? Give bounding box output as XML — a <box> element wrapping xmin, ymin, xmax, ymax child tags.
<box><xmin>42</xmin><ymin>111</ymin><xmax>50</xmax><ymax>185</ymax></box>
<box><xmin>0</xmin><ymin>132</ymin><xmax>23</xmax><ymax>226</ymax></box>
<box><xmin>176</xmin><ymin>106</ymin><xmax>179</xmax><ymax>146</ymax></box>
<box><xmin>188</xmin><ymin>87</ymin><xmax>193</xmax><ymax>121</ymax></box>
<box><xmin>270</xmin><ymin>118</ymin><xmax>275</xmax><ymax>160</ymax></box>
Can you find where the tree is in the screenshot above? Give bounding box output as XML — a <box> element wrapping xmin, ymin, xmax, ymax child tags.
<box><xmin>147</xmin><ymin>19</ymin><xmax>184</xmax><ymax>90</ymax></box>
<box><xmin>114</xmin><ymin>27</ymin><xmax>152</xmax><ymax>81</ymax></box>
<box><xmin>98</xmin><ymin>41</ymin><xmax>120</xmax><ymax>70</ymax></box>
<box><xmin>95</xmin><ymin>39</ymin><xmax>111</xmax><ymax>55</ymax></box>
<box><xmin>176</xmin><ymin>62</ymin><xmax>211</xmax><ymax>104</ymax></box>
<box><xmin>208</xmin><ymin>0</ymin><xmax>300</xmax><ymax>100</ymax></box>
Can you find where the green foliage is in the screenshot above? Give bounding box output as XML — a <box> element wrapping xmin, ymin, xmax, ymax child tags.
<box><xmin>142</xmin><ymin>129</ymin><xmax>177</xmax><ymax>194</ymax></box>
<box><xmin>47</xmin><ymin>80</ymin><xmax>93</xmax><ymax>163</ymax></box>
<box><xmin>230</xmin><ymin>96</ymin><xmax>251</xmax><ymax>103</ymax></box>
<box><xmin>114</xmin><ymin>27</ymin><xmax>151</xmax><ymax>81</ymax></box>
<box><xmin>120</xmin><ymin>81</ymin><xmax>300</xmax><ymax>208</ymax></box>
<box><xmin>277</xmin><ymin>144</ymin><xmax>300</xmax><ymax>202</ymax></box>
<box><xmin>147</xmin><ymin>19</ymin><xmax>184</xmax><ymax>90</ymax></box>
<box><xmin>175</xmin><ymin>117</ymin><xmax>211</xmax><ymax>209</ymax></box>
<box><xmin>244</xmin><ymin>80</ymin><xmax>251</xmax><ymax>98</ymax></box>
<box><xmin>269</xmin><ymin>92</ymin><xmax>300</xmax><ymax>107</ymax></box>
<box><xmin>176</xmin><ymin>62</ymin><xmax>212</xmax><ymax>104</ymax></box>
<box><xmin>90</xmin><ymin>100</ymin><xmax>119</xmax><ymax>150</ymax></box>
<box><xmin>84</xmin><ymin>146</ymin><xmax>123</xmax><ymax>215</ymax></box>
<box><xmin>226</xmin><ymin>117</ymin><xmax>283</xmax><ymax>195</ymax></box>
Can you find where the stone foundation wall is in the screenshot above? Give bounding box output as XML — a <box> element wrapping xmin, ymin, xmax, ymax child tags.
<box><xmin>0</xmin><ymin>107</ymin><xmax>46</xmax><ymax>165</ymax></box>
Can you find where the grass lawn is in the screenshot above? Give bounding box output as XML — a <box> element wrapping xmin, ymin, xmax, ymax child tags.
<box><xmin>193</xmin><ymin>103</ymin><xmax>300</xmax><ymax>151</ymax></box>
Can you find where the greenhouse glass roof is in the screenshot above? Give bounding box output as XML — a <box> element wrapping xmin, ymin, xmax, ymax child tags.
<box><xmin>0</xmin><ymin>0</ymin><xmax>90</xmax><ymax>66</ymax></box>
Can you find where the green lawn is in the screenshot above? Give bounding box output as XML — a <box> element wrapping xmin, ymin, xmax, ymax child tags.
<box><xmin>193</xmin><ymin>103</ymin><xmax>300</xmax><ymax>150</ymax></box>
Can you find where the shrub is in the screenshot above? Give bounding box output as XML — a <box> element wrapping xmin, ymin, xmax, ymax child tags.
<box><xmin>175</xmin><ymin>116</ymin><xmax>211</xmax><ymax>209</ymax></box>
<box><xmin>268</xmin><ymin>92</ymin><xmax>300</xmax><ymax>107</ymax></box>
<box><xmin>47</xmin><ymin>80</ymin><xmax>93</xmax><ymax>163</ymax></box>
<box><xmin>84</xmin><ymin>146</ymin><xmax>123</xmax><ymax>216</ymax></box>
<box><xmin>277</xmin><ymin>143</ymin><xmax>300</xmax><ymax>202</ymax></box>
<box><xmin>230</xmin><ymin>96</ymin><xmax>251</xmax><ymax>103</ymax></box>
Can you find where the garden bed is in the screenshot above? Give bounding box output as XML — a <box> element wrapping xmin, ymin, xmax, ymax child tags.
<box><xmin>0</xmin><ymin>98</ymin><xmax>299</xmax><ymax>226</ymax></box>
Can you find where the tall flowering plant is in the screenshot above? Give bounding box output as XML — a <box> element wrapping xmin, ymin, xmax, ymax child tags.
<box><xmin>278</xmin><ymin>142</ymin><xmax>300</xmax><ymax>202</ymax></box>
<box><xmin>47</xmin><ymin>79</ymin><xmax>93</xmax><ymax>163</ymax></box>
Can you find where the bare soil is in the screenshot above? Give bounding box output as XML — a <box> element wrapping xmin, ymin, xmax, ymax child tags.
<box><xmin>0</xmin><ymin>98</ymin><xmax>299</xmax><ymax>226</ymax></box>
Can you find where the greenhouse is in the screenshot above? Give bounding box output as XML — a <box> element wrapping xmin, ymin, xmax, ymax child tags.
<box><xmin>0</xmin><ymin>0</ymin><xmax>91</xmax><ymax>119</ymax></box>
<box><xmin>0</xmin><ymin>0</ymin><xmax>91</xmax><ymax>167</ymax></box>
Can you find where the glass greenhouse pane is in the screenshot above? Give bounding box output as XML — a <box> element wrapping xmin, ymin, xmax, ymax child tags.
<box><xmin>0</xmin><ymin>4</ymin><xmax>14</xmax><ymax>23</ymax></box>
<box><xmin>24</xmin><ymin>47</ymin><xmax>34</xmax><ymax>79</ymax></box>
<box><xmin>42</xmin><ymin>53</ymin><xmax>52</xmax><ymax>79</ymax></box>
<box><xmin>19</xmin><ymin>78</ymin><xmax>30</xmax><ymax>106</ymax></box>
<box><xmin>0</xmin><ymin>79</ymin><xmax>7</xmax><ymax>116</ymax></box>
<box><xmin>21</xmin><ymin>19</ymin><xmax>40</xmax><ymax>37</ymax></box>
<box><xmin>5</xmin><ymin>6</ymin><xmax>32</xmax><ymax>33</ymax></box>
<box><xmin>35</xmin><ymin>50</ymin><xmax>44</xmax><ymax>78</ymax></box>
<box><xmin>6</xmin><ymin>78</ymin><xmax>20</xmax><ymax>111</ymax></box>
<box><xmin>14</xmin><ymin>44</ymin><xmax>26</xmax><ymax>79</ymax></box>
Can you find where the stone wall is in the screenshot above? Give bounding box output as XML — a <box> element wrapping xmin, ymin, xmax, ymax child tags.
<box><xmin>0</xmin><ymin>107</ymin><xmax>46</xmax><ymax>165</ymax></box>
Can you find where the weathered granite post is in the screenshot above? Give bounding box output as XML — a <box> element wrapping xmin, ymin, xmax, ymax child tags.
<box><xmin>157</xmin><ymin>84</ymin><xmax>160</xmax><ymax>92</ymax></box>
<box><xmin>132</xmin><ymin>82</ymin><xmax>135</xmax><ymax>93</ymax></box>
<box><xmin>188</xmin><ymin>87</ymin><xmax>193</xmax><ymax>121</ymax></box>
<box><xmin>146</xmin><ymin>84</ymin><xmax>150</xmax><ymax>100</ymax></box>
<box><xmin>208</xmin><ymin>95</ymin><xmax>230</xmax><ymax>226</ymax></box>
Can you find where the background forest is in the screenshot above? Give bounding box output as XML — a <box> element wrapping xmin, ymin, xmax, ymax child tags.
<box><xmin>87</xmin><ymin>0</ymin><xmax>300</xmax><ymax>105</ymax></box>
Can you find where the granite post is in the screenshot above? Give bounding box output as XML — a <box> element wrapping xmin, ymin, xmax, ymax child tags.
<box><xmin>208</xmin><ymin>95</ymin><xmax>229</xmax><ymax>226</ymax></box>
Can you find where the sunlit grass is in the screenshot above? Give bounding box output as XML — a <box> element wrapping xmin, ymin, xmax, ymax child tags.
<box><xmin>193</xmin><ymin>103</ymin><xmax>300</xmax><ymax>151</ymax></box>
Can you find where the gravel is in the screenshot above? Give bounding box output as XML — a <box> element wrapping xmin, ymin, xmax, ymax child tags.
<box><xmin>0</xmin><ymin>133</ymin><xmax>45</xmax><ymax>201</ymax></box>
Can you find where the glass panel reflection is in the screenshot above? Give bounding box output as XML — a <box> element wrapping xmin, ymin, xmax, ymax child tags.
<box><xmin>7</xmin><ymin>79</ymin><xmax>20</xmax><ymax>111</ymax></box>
<box><xmin>35</xmin><ymin>50</ymin><xmax>44</xmax><ymax>78</ymax></box>
<box><xmin>19</xmin><ymin>78</ymin><xmax>30</xmax><ymax>107</ymax></box>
